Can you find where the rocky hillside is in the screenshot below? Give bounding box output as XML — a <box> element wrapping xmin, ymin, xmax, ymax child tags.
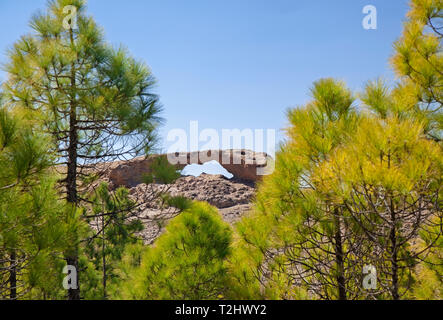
<box><xmin>95</xmin><ymin>150</ymin><xmax>268</xmax><ymax>243</ymax></box>
<box><xmin>127</xmin><ymin>174</ymin><xmax>255</xmax><ymax>243</ymax></box>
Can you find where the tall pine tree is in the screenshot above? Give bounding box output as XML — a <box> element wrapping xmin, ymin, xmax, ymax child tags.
<box><xmin>4</xmin><ymin>0</ymin><xmax>163</xmax><ymax>299</ymax></box>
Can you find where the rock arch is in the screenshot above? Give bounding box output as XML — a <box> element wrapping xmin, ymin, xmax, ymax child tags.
<box><xmin>107</xmin><ymin>149</ymin><xmax>272</xmax><ymax>188</ymax></box>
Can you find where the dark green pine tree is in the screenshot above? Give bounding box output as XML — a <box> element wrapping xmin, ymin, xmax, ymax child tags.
<box><xmin>84</xmin><ymin>157</ymin><xmax>190</xmax><ymax>300</ymax></box>
<box><xmin>85</xmin><ymin>183</ymin><xmax>144</xmax><ymax>300</ymax></box>
<box><xmin>0</xmin><ymin>93</ymin><xmax>69</xmax><ymax>300</ymax></box>
<box><xmin>4</xmin><ymin>0</ymin><xmax>163</xmax><ymax>299</ymax></box>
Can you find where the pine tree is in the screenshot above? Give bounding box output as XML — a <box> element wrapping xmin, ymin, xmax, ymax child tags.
<box><xmin>0</xmin><ymin>95</ymin><xmax>68</xmax><ymax>299</ymax></box>
<box><xmin>120</xmin><ymin>202</ymin><xmax>232</xmax><ymax>300</ymax></box>
<box><xmin>3</xmin><ymin>0</ymin><xmax>162</xmax><ymax>299</ymax></box>
<box><xmin>230</xmin><ymin>77</ymin><xmax>442</xmax><ymax>300</ymax></box>
<box><xmin>314</xmin><ymin>113</ymin><xmax>442</xmax><ymax>299</ymax></box>
<box><xmin>391</xmin><ymin>0</ymin><xmax>442</xmax><ymax>141</ymax></box>
<box><xmin>82</xmin><ymin>155</ymin><xmax>187</xmax><ymax>299</ymax></box>
<box><xmin>85</xmin><ymin>183</ymin><xmax>143</xmax><ymax>299</ymax></box>
<box><xmin>229</xmin><ymin>79</ymin><xmax>365</xmax><ymax>300</ymax></box>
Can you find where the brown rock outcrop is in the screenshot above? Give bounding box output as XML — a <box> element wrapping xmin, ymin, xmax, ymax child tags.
<box><xmin>90</xmin><ymin>150</ymin><xmax>270</xmax><ymax>243</ymax></box>
<box><xmin>107</xmin><ymin>149</ymin><xmax>271</xmax><ymax>188</ymax></box>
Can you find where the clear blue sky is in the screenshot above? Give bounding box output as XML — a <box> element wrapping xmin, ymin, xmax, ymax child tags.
<box><xmin>0</xmin><ymin>0</ymin><xmax>410</xmax><ymax>152</ymax></box>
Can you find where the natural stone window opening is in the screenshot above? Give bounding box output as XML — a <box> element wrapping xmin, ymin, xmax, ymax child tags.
<box><xmin>181</xmin><ymin>160</ymin><xmax>234</xmax><ymax>179</ymax></box>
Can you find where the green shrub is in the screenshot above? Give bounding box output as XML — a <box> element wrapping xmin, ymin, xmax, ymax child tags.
<box><xmin>120</xmin><ymin>201</ymin><xmax>232</xmax><ymax>300</ymax></box>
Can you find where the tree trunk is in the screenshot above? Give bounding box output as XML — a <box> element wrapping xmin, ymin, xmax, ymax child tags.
<box><xmin>66</xmin><ymin>28</ymin><xmax>80</xmax><ymax>301</ymax></box>
<box><xmin>9</xmin><ymin>250</ymin><xmax>17</xmax><ymax>300</ymax></box>
<box><xmin>333</xmin><ymin>209</ymin><xmax>347</xmax><ymax>300</ymax></box>
<box><xmin>66</xmin><ymin>256</ymin><xmax>80</xmax><ymax>300</ymax></box>
<box><xmin>102</xmin><ymin>215</ymin><xmax>107</xmax><ymax>299</ymax></box>
<box><xmin>390</xmin><ymin>197</ymin><xmax>399</xmax><ymax>300</ymax></box>
<box><xmin>66</xmin><ymin>99</ymin><xmax>80</xmax><ymax>300</ymax></box>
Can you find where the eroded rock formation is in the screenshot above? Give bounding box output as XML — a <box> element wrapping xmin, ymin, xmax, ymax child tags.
<box><xmin>94</xmin><ymin>150</ymin><xmax>270</xmax><ymax>243</ymax></box>
<box><xmin>107</xmin><ymin>149</ymin><xmax>272</xmax><ymax>188</ymax></box>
